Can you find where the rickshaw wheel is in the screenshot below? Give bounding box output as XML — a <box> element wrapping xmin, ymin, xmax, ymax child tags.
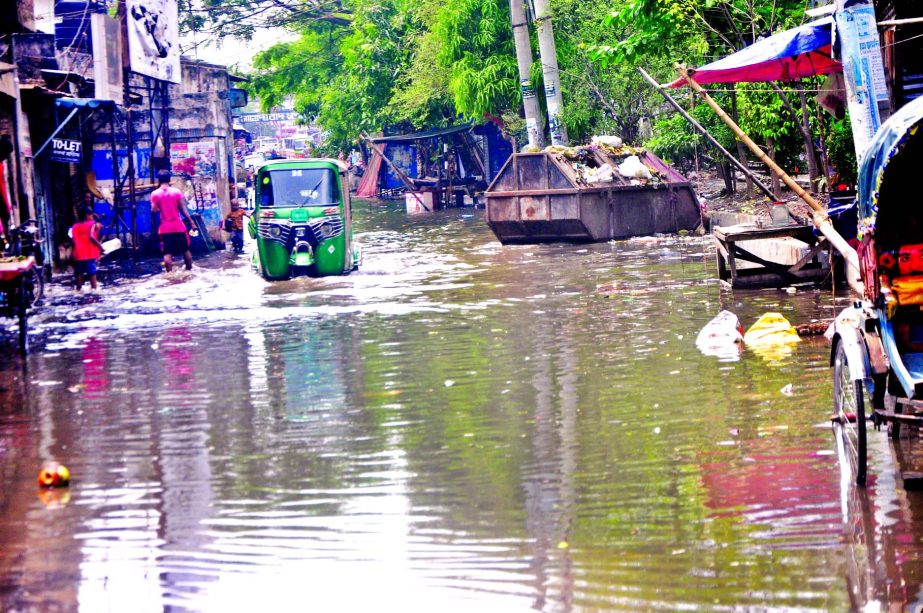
<box><xmin>834</xmin><ymin>343</ymin><xmax>867</xmax><ymax>487</ymax></box>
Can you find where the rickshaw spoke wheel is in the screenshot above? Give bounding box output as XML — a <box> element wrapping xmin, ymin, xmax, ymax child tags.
<box><xmin>834</xmin><ymin>343</ymin><xmax>867</xmax><ymax>487</ymax></box>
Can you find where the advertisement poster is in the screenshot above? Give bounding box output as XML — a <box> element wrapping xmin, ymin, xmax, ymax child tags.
<box><xmin>91</xmin><ymin>14</ymin><xmax>124</xmax><ymax>101</ymax></box>
<box><xmin>170</xmin><ymin>142</ymin><xmax>217</xmax><ymax>177</ymax></box>
<box><xmin>126</xmin><ymin>0</ymin><xmax>181</xmax><ymax>84</ymax></box>
<box><xmin>170</xmin><ymin>142</ymin><xmax>219</xmax><ymax>221</ymax></box>
<box><xmin>92</xmin><ymin>147</ymin><xmax>152</xmax><ymax>181</ymax></box>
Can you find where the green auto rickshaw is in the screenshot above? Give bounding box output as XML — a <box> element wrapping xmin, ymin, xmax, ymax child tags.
<box><xmin>249</xmin><ymin>158</ymin><xmax>360</xmax><ymax>279</ymax></box>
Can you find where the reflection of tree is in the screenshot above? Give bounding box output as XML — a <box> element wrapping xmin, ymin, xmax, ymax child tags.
<box><xmin>224</xmin><ymin>318</ymin><xmax>369</xmax><ymax>506</ymax></box>
<box><xmin>349</xmin><ymin>232</ymin><xmax>857</xmax><ymax>608</ymax></box>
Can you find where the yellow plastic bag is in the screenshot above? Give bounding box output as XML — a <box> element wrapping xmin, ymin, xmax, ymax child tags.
<box><xmin>744</xmin><ymin>312</ymin><xmax>800</xmax><ymax>362</ymax></box>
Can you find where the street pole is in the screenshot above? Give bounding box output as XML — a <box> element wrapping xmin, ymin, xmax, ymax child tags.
<box><xmin>118</xmin><ymin>0</ymin><xmax>137</xmax><ymax>254</ymax></box>
<box><xmin>835</xmin><ymin>0</ymin><xmax>891</xmax><ymax>162</ymax></box>
<box><xmin>509</xmin><ymin>0</ymin><xmax>544</xmax><ymax>149</ymax></box>
<box><xmin>531</xmin><ymin>0</ymin><xmax>567</xmax><ymax>145</ymax></box>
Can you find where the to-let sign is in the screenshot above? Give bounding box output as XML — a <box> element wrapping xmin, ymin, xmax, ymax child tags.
<box><xmin>50</xmin><ymin>138</ymin><xmax>82</xmax><ymax>164</ymax></box>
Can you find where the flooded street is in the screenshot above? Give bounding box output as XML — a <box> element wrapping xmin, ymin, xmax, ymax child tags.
<box><xmin>3</xmin><ymin>201</ymin><xmax>923</xmax><ymax>611</ymax></box>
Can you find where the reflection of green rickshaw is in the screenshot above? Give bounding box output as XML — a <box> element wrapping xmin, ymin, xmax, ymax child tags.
<box><xmin>249</xmin><ymin>159</ymin><xmax>360</xmax><ymax>279</ymax></box>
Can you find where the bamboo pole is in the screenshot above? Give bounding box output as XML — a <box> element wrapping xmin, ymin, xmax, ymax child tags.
<box><xmin>877</xmin><ymin>17</ymin><xmax>923</xmax><ymax>27</ymax></box>
<box><xmin>638</xmin><ymin>67</ymin><xmax>775</xmax><ymax>201</ymax></box>
<box><xmin>361</xmin><ymin>134</ymin><xmax>416</xmax><ymax>192</ymax></box>
<box><xmin>675</xmin><ymin>64</ymin><xmax>865</xmax><ymax>297</ymax></box>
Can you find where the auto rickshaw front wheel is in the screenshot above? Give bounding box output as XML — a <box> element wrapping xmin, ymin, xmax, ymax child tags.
<box><xmin>833</xmin><ymin>342</ymin><xmax>867</xmax><ymax>487</ymax></box>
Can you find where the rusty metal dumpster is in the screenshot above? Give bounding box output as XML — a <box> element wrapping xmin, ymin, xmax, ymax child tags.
<box><xmin>484</xmin><ymin>148</ymin><xmax>701</xmax><ymax>244</ymax></box>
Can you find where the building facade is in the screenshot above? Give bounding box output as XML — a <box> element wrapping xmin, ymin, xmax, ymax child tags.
<box><xmin>1</xmin><ymin>0</ymin><xmax>242</xmax><ymax>268</ymax></box>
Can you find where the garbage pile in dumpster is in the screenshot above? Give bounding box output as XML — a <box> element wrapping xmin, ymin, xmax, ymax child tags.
<box><xmin>523</xmin><ymin>135</ymin><xmax>667</xmax><ymax>186</ymax></box>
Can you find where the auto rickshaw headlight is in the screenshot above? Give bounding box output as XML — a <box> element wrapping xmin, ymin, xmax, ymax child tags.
<box><xmin>269</xmin><ymin>225</ymin><xmax>282</xmax><ymax>238</ymax></box>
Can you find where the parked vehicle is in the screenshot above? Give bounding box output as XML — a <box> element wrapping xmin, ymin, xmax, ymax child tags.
<box><xmin>0</xmin><ymin>219</ymin><xmax>44</xmax><ymax>352</ymax></box>
<box><xmin>829</xmin><ymin>96</ymin><xmax>923</xmax><ymax>487</ymax></box>
<box><xmin>254</xmin><ymin>138</ymin><xmax>281</xmax><ymax>154</ymax></box>
<box><xmin>249</xmin><ymin>159</ymin><xmax>360</xmax><ymax>279</ymax></box>
<box><xmin>243</xmin><ymin>153</ymin><xmax>266</xmax><ymax>170</ymax></box>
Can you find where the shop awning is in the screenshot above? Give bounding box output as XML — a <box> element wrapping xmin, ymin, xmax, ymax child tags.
<box><xmin>668</xmin><ymin>17</ymin><xmax>840</xmax><ymax>87</ymax></box>
<box><xmin>372</xmin><ymin>123</ymin><xmax>472</xmax><ymax>143</ymax></box>
<box><xmin>55</xmin><ymin>98</ymin><xmax>117</xmax><ymax>111</ymax></box>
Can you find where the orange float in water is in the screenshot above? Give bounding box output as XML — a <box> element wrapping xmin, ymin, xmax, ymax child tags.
<box><xmin>38</xmin><ymin>462</ymin><xmax>70</xmax><ymax>488</ymax></box>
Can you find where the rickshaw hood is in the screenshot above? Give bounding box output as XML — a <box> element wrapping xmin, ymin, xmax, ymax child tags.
<box><xmin>858</xmin><ymin>96</ymin><xmax>923</xmax><ymax>237</ymax></box>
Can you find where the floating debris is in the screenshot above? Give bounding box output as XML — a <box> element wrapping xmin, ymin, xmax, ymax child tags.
<box><xmin>38</xmin><ymin>462</ymin><xmax>70</xmax><ymax>488</ymax></box>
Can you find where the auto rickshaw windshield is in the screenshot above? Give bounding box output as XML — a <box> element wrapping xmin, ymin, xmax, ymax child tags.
<box><xmin>260</xmin><ymin>167</ymin><xmax>339</xmax><ymax>208</ymax></box>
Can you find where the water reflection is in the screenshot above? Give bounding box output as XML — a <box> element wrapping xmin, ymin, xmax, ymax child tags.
<box><xmin>840</xmin><ymin>427</ymin><xmax>923</xmax><ymax>611</ymax></box>
<box><xmin>1</xmin><ymin>203</ymin><xmax>923</xmax><ymax>610</ymax></box>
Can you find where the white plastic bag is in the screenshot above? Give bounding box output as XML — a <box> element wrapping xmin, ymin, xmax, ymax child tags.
<box><xmin>696</xmin><ymin>310</ymin><xmax>744</xmax><ymax>360</ymax></box>
<box><xmin>617</xmin><ymin>155</ymin><xmax>652</xmax><ymax>179</ymax></box>
<box><xmin>585</xmin><ymin>163</ymin><xmax>614</xmax><ymax>183</ymax></box>
<box><xmin>591</xmin><ymin>135</ymin><xmax>624</xmax><ymax>148</ymax></box>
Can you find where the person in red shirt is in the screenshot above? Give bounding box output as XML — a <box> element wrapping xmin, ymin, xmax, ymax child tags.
<box><xmin>150</xmin><ymin>170</ymin><xmax>194</xmax><ymax>272</ymax></box>
<box><xmin>71</xmin><ymin>205</ymin><xmax>103</xmax><ymax>291</ymax></box>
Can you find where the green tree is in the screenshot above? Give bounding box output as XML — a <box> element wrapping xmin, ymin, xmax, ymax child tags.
<box><xmin>826</xmin><ymin>115</ymin><xmax>857</xmax><ymax>186</ymax></box>
<box><xmin>243</xmin><ymin>0</ymin><xmax>520</xmax><ymax>147</ymax></box>
<box><xmin>645</xmin><ymin>97</ymin><xmax>736</xmax><ymax>170</ymax></box>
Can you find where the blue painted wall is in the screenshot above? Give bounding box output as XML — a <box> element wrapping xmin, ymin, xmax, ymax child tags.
<box><xmin>92</xmin><ymin>147</ymin><xmax>152</xmax><ymax>181</ymax></box>
<box><xmin>383</xmin><ymin>144</ymin><xmax>417</xmax><ymax>189</ymax></box>
<box><xmin>473</xmin><ymin>123</ymin><xmax>513</xmax><ymax>181</ymax></box>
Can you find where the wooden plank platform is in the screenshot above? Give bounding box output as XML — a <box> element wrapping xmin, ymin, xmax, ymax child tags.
<box><xmin>713</xmin><ymin>223</ymin><xmax>831</xmax><ymax>289</ymax></box>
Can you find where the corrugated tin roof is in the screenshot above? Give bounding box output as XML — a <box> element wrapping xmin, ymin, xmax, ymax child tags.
<box><xmin>372</xmin><ymin>124</ymin><xmax>472</xmax><ymax>143</ymax></box>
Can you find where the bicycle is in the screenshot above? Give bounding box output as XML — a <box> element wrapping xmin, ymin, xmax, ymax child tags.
<box><xmin>0</xmin><ymin>219</ymin><xmax>44</xmax><ymax>352</ymax></box>
<box><xmin>5</xmin><ymin>219</ymin><xmax>44</xmax><ymax>308</ymax></box>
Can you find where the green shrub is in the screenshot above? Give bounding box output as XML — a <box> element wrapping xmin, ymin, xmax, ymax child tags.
<box><xmin>826</xmin><ymin>115</ymin><xmax>857</xmax><ymax>186</ymax></box>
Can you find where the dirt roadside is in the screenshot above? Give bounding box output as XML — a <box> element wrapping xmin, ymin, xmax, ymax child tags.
<box><xmin>689</xmin><ymin>168</ymin><xmax>837</xmax><ymax>225</ymax></box>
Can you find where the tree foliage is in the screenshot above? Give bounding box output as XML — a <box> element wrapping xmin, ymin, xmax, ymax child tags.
<box><xmin>645</xmin><ymin>97</ymin><xmax>736</xmax><ymax>169</ymax></box>
<box><xmin>239</xmin><ymin>0</ymin><xmax>517</xmax><ymax>150</ymax></box>
<box><xmin>826</xmin><ymin>115</ymin><xmax>858</xmax><ymax>184</ymax></box>
<box><xmin>188</xmin><ymin>0</ymin><xmax>842</xmax><ymax>168</ymax></box>
<box><xmin>179</xmin><ymin>0</ymin><xmax>353</xmax><ymax>42</ymax></box>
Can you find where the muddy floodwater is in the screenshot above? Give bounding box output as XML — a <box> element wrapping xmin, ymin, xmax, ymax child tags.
<box><xmin>3</xmin><ymin>202</ymin><xmax>923</xmax><ymax>611</ymax></box>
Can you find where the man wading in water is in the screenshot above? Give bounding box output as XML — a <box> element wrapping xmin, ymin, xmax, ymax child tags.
<box><xmin>151</xmin><ymin>170</ymin><xmax>194</xmax><ymax>272</ymax></box>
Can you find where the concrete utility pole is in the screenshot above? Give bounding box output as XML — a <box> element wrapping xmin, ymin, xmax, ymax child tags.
<box><xmin>531</xmin><ymin>0</ymin><xmax>568</xmax><ymax>145</ymax></box>
<box><xmin>835</xmin><ymin>0</ymin><xmax>891</xmax><ymax>161</ymax></box>
<box><xmin>509</xmin><ymin>0</ymin><xmax>544</xmax><ymax>149</ymax></box>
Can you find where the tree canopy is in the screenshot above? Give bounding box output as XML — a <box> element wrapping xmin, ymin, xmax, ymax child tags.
<box><xmin>184</xmin><ymin>0</ymin><xmax>834</xmax><ymax>166</ymax></box>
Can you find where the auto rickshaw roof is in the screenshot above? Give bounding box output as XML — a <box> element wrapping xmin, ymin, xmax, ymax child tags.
<box><xmin>858</xmin><ymin>96</ymin><xmax>923</xmax><ymax>238</ymax></box>
<box><xmin>259</xmin><ymin>158</ymin><xmax>348</xmax><ymax>173</ymax></box>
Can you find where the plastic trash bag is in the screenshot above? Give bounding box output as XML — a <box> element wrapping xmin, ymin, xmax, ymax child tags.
<box><xmin>744</xmin><ymin>312</ymin><xmax>800</xmax><ymax>362</ymax></box>
<box><xmin>592</xmin><ymin>135</ymin><xmax>624</xmax><ymax>148</ymax></box>
<box><xmin>696</xmin><ymin>310</ymin><xmax>744</xmax><ymax>360</ymax></box>
<box><xmin>617</xmin><ymin>155</ymin><xmax>653</xmax><ymax>180</ymax></box>
<box><xmin>585</xmin><ymin>163</ymin><xmax>615</xmax><ymax>183</ymax></box>
<box><xmin>101</xmin><ymin>238</ymin><xmax>122</xmax><ymax>255</ymax></box>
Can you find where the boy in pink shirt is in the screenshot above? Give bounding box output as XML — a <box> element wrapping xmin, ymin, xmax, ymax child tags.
<box><xmin>150</xmin><ymin>170</ymin><xmax>194</xmax><ymax>272</ymax></box>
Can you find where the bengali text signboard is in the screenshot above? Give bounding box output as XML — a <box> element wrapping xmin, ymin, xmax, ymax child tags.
<box><xmin>50</xmin><ymin>139</ymin><xmax>82</xmax><ymax>164</ymax></box>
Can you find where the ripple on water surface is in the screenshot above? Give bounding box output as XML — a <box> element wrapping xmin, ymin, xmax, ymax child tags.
<box><xmin>0</xmin><ymin>204</ymin><xmax>892</xmax><ymax>611</ymax></box>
